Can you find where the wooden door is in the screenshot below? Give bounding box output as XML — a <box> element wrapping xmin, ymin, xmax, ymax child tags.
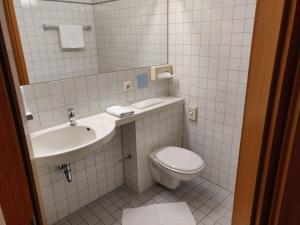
<box><xmin>232</xmin><ymin>0</ymin><xmax>300</xmax><ymax>224</ymax></box>
<box><xmin>267</xmin><ymin>51</ymin><xmax>300</xmax><ymax>225</ymax></box>
<box><xmin>0</xmin><ymin>47</ymin><xmax>35</xmax><ymax>225</ymax></box>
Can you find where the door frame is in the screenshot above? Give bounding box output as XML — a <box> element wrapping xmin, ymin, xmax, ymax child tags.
<box><xmin>0</xmin><ymin>1</ymin><xmax>45</xmax><ymax>224</ymax></box>
<box><xmin>232</xmin><ymin>0</ymin><xmax>300</xmax><ymax>225</ymax></box>
<box><xmin>0</xmin><ymin>31</ymin><xmax>39</xmax><ymax>225</ymax></box>
<box><xmin>1</xmin><ymin>0</ymin><xmax>28</xmax><ymax>85</ymax></box>
<box><xmin>268</xmin><ymin>44</ymin><xmax>300</xmax><ymax>225</ymax></box>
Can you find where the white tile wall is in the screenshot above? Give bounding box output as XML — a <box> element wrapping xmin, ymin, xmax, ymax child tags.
<box><xmin>122</xmin><ymin>104</ymin><xmax>183</xmax><ymax>192</ymax></box>
<box><xmin>13</xmin><ymin>0</ymin><xmax>99</xmax><ymax>83</ymax></box>
<box><xmin>94</xmin><ymin>0</ymin><xmax>168</xmax><ymax>73</ymax></box>
<box><xmin>21</xmin><ymin>67</ymin><xmax>169</xmax><ymax>129</ymax></box>
<box><xmin>38</xmin><ymin>129</ymin><xmax>123</xmax><ymax>224</ymax></box>
<box><xmin>169</xmin><ymin>0</ymin><xmax>256</xmax><ymax>192</ymax></box>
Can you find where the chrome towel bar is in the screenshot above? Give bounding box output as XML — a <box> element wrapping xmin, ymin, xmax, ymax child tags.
<box><xmin>43</xmin><ymin>24</ymin><xmax>91</xmax><ymax>31</ymax></box>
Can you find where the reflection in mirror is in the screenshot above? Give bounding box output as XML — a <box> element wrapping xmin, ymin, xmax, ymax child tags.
<box><xmin>13</xmin><ymin>0</ymin><xmax>168</xmax><ymax>84</ymax></box>
<box><xmin>94</xmin><ymin>0</ymin><xmax>168</xmax><ymax>73</ymax></box>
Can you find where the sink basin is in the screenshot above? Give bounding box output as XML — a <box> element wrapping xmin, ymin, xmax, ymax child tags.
<box><xmin>31</xmin><ymin>114</ymin><xmax>116</xmax><ymax>166</ymax></box>
<box><xmin>32</xmin><ymin>126</ymin><xmax>96</xmax><ymax>156</ymax></box>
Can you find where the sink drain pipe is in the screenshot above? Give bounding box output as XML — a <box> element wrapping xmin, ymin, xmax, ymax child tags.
<box><xmin>59</xmin><ymin>163</ymin><xmax>72</xmax><ymax>182</ymax></box>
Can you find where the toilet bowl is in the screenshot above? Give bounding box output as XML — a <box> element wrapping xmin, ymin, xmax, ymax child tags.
<box><xmin>149</xmin><ymin>146</ymin><xmax>205</xmax><ymax>189</ymax></box>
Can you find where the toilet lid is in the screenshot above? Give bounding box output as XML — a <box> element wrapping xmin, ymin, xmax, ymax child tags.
<box><xmin>155</xmin><ymin>146</ymin><xmax>204</xmax><ymax>173</ymax></box>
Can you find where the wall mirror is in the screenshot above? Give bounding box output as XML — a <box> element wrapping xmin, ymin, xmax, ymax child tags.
<box><xmin>13</xmin><ymin>0</ymin><xmax>168</xmax><ymax>84</ymax></box>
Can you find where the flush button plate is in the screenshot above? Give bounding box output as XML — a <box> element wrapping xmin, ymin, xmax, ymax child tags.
<box><xmin>187</xmin><ymin>106</ymin><xmax>197</xmax><ymax>121</ymax></box>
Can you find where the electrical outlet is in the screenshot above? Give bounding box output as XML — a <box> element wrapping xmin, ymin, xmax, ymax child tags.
<box><xmin>123</xmin><ymin>81</ymin><xmax>132</xmax><ymax>92</ymax></box>
<box><xmin>187</xmin><ymin>106</ymin><xmax>198</xmax><ymax>121</ymax></box>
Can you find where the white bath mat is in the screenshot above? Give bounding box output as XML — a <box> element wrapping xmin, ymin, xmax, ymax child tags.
<box><xmin>122</xmin><ymin>202</ymin><xmax>196</xmax><ymax>225</ymax></box>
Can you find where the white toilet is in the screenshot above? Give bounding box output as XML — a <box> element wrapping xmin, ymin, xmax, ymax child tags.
<box><xmin>149</xmin><ymin>146</ymin><xmax>205</xmax><ymax>189</ymax></box>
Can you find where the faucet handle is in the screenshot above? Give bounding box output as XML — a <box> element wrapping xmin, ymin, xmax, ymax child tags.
<box><xmin>67</xmin><ymin>107</ymin><xmax>75</xmax><ymax>118</ymax></box>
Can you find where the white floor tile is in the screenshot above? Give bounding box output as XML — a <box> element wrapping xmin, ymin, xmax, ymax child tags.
<box><xmin>54</xmin><ymin>177</ymin><xmax>233</xmax><ymax>225</ymax></box>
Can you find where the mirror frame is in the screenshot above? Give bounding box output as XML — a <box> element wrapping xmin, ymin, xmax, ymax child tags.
<box><xmin>5</xmin><ymin>0</ymin><xmax>169</xmax><ymax>85</ymax></box>
<box><xmin>2</xmin><ymin>0</ymin><xmax>29</xmax><ymax>85</ymax></box>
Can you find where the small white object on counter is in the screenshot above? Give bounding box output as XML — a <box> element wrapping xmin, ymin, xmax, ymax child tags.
<box><xmin>106</xmin><ymin>105</ymin><xmax>134</xmax><ymax>118</ymax></box>
<box><xmin>132</xmin><ymin>98</ymin><xmax>164</xmax><ymax>109</ymax></box>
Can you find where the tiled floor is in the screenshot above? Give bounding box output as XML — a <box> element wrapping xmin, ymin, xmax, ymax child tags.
<box><xmin>54</xmin><ymin>177</ymin><xmax>233</xmax><ymax>225</ymax></box>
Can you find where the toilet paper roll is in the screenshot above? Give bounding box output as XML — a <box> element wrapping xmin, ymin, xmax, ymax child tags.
<box><xmin>157</xmin><ymin>72</ymin><xmax>175</xmax><ymax>79</ymax></box>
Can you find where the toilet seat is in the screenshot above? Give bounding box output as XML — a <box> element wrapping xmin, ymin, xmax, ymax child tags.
<box><xmin>155</xmin><ymin>146</ymin><xmax>205</xmax><ymax>175</ymax></box>
<box><xmin>149</xmin><ymin>146</ymin><xmax>205</xmax><ymax>189</ymax></box>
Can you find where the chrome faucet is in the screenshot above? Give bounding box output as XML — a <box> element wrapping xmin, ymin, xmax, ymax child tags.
<box><xmin>67</xmin><ymin>108</ymin><xmax>77</xmax><ymax>126</ymax></box>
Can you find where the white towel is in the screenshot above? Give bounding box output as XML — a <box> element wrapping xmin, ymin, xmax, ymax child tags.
<box><xmin>122</xmin><ymin>202</ymin><xmax>196</xmax><ymax>225</ymax></box>
<box><xmin>58</xmin><ymin>25</ymin><xmax>84</xmax><ymax>49</ymax></box>
<box><xmin>106</xmin><ymin>105</ymin><xmax>134</xmax><ymax>118</ymax></box>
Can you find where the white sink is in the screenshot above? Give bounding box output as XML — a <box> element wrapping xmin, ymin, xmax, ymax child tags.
<box><xmin>31</xmin><ymin>114</ymin><xmax>116</xmax><ymax>166</ymax></box>
<box><xmin>32</xmin><ymin>126</ymin><xmax>96</xmax><ymax>156</ymax></box>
